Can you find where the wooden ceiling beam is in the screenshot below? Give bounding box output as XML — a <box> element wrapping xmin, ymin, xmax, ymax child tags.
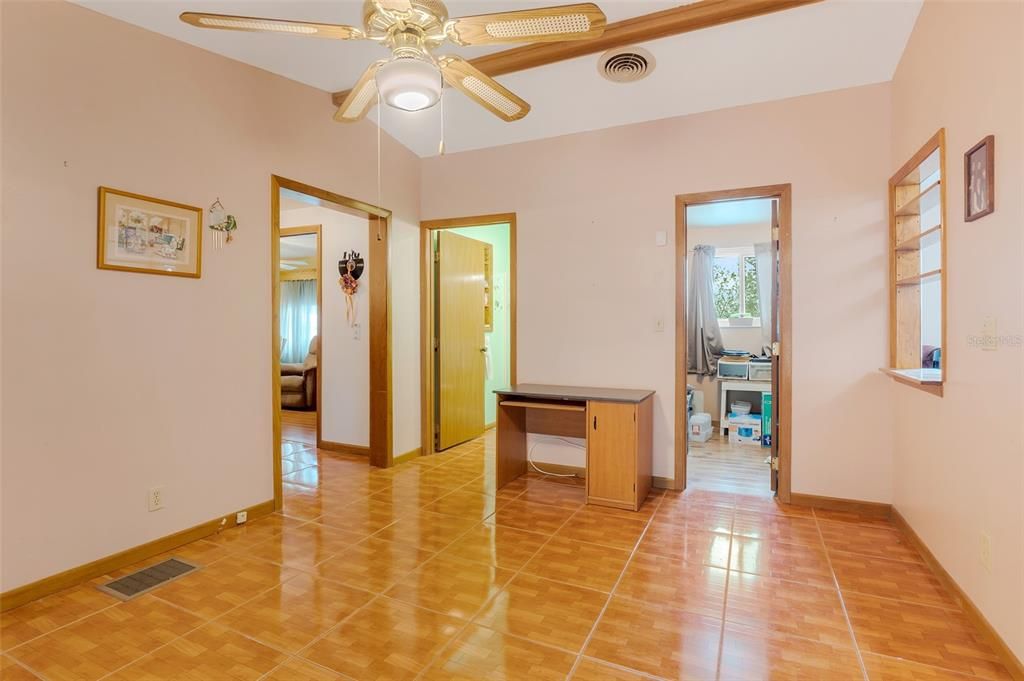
<box><xmin>331</xmin><ymin>0</ymin><xmax>822</xmax><ymax>106</ymax></box>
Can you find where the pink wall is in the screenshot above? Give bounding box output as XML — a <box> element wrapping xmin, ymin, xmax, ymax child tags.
<box><xmin>0</xmin><ymin>0</ymin><xmax>421</xmax><ymax>590</ymax></box>
<box><xmin>422</xmin><ymin>82</ymin><xmax>895</xmax><ymax>501</ymax></box>
<box><xmin>890</xmin><ymin>0</ymin><xmax>1024</xmax><ymax>661</ymax></box>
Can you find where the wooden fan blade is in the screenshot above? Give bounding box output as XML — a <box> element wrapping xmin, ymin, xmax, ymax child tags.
<box><xmin>438</xmin><ymin>56</ymin><xmax>530</xmax><ymax>122</ymax></box>
<box><xmin>334</xmin><ymin>62</ymin><xmax>383</xmax><ymax>123</ymax></box>
<box><xmin>180</xmin><ymin>12</ymin><xmax>365</xmax><ymax>40</ymax></box>
<box><xmin>446</xmin><ymin>3</ymin><xmax>606</xmax><ymax>46</ymax></box>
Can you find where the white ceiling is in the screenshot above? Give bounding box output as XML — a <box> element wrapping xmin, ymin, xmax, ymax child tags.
<box><xmin>279</xmin><ymin>232</ymin><xmax>317</xmax><ymax>269</ymax></box>
<box><xmin>279</xmin><ymin>188</ymin><xmax>369</xmax><ymax>217</ymax></box>
<box><xmin>74</xmin><ymin>0</ymin><xmax>922</xmax><ymax>158</ymax></box>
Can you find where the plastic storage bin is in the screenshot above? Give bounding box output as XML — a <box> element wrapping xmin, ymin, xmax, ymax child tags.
<box><xmin>728</xmin><ymin>413</ymin><xmax>762</xmax><ymax>446</ymax></box>
<box><xmin>730</xmin><ymin>401</ymin><xmax>751</xmax><ymax>416</ymax></box>
<box><xmin>689</xmin><ymin>412</ymin><xmax>713</xmax><ymax>443</ymax></box>
<box><xmin>749</xmin><ymin>360</ymin><xmax>772</xmax><ymax>381</ymax></box>
<box><xmin>717</xmin><ymin>358</ymin><xmax>749</xmax><ymax>380</ymax></box>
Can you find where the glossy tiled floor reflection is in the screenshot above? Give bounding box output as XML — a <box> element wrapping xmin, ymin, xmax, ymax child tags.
<box><xmin>1</xmin><ymin>431</ymin><xmax>1013</xmax><ymax>680</ymax></box>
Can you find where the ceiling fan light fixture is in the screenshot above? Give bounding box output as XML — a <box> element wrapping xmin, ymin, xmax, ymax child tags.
<box><xmin>375</xmin><ymin>57</ymin><xmax>442</xmax><ymax>112</ymax></box>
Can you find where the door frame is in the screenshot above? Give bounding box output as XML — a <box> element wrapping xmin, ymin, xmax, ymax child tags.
<box><xmin>674</xmin><ymin>184</ymin><xmax>793</xmax><ymax>501</ymax></box>
<box><xmin>420</xmin><ymin>213</ymin><xmax>517</xmax><ymax>456</ymax></box>
<box><xmin>271</xmin><ymin>175</ymin><xmax>393</xmax><ymax>511</ymax></box>
<box><xmin>279</xmin><ymin>224</ymin><xmax>323</xmax><ymax>446</ymax></box>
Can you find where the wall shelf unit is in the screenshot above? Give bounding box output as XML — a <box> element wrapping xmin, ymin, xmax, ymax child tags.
<box><xmin>896</xmin><ymin>268</ymin><xmax>942</xmax><ymax>287</ymax></box>
<box><xmin>895</xmin><ymin>224</ymin><xmax>942</xmax><ymax>252</ymax></box>
<box><xmin>894</xmin><ymin>179</ymin><xmax>941</xmax><ymax>217</ymax></box>
<box><xmin>885</xmin><ymin>129</ymin><xmax>948</xmax><ymax>396</ymax></box>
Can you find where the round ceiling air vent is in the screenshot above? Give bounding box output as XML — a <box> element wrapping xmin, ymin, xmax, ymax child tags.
<box><xmin>598</xmin><ymin>47</ymin><xmax>655</xmax><ymax>83</ymax></box>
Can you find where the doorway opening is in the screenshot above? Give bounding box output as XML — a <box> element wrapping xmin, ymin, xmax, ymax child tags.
<box><xmin>675</xmin><ymin>185</ymin><xmax>792</xmax><ymax>501</ymax></box>
<box><xmin>279</xmin><ymin>225</ymin><xmax>321</xmax><ymax>455</ymax></box>
<box><xmin>271</xmin><ymin>176</ymin><xmax>392</xmax><ymax>510</ymax></box>
<box><xmin>421</xmin><ymin>214</ymin><xmax>516</xmax><ymax>455</ymax></box>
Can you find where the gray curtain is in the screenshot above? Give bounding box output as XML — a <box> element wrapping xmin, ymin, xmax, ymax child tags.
<box><xmin>754</xmin><ymin>242</ymin><xmax>774</xmax><ymax>354</ymax></box>
<box><xmin>687</xmin><ymin>245</ymin><xmax>724</xmax><ymax>375</ymax></box>
<box><xmin>280</xmin><ymin>279</ymin><xmax>317</xmax><ymax>364</ymax></box>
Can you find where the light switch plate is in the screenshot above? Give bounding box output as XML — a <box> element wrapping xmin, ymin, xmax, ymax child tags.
<box><xmin>982</xmin><ymin>316</ymin><xmax>998</xmax><ymax>351</ymax></box>
<box><xmin>980</xmin><ymin>532</ymin><xmax>992</xmax><ymax>572</ymax></box>
<box><xmin>654</xmin><ymin>231</ymin><xmax>667</xmax><ymax>247</ymax></box>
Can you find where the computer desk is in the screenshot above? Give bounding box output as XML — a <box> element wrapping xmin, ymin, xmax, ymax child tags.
<box><xmin>495</xmin><ymin>384</ymin><xmax>655</xmax><ymax>511</ymax></box>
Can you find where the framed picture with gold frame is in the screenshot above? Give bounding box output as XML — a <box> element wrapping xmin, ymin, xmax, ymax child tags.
<box><xmin>97</xmin><ymin>187</ymin><xmax>202</xmax><ymax>277</ymax></box>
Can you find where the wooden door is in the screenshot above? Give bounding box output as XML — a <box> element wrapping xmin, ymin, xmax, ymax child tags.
<box><xmin>769</xmin><ymin>200</ymin><xmax>781</xmax><ymax>493</ymax></box>
<box><xmin>436</xmin><ymin>231</ymin><xmax>486</xmax><ymax>450</ymax></box>
<box><xmin>587</xmin><ymin>401</ymin><xmax>637</xmax><ymax>506</ymax></box>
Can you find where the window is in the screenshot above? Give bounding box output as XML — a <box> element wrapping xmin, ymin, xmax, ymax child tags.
<box><xmin>713</xmin><ymin>247</ymin><xmax>760</xmax><ymax>325</ymax></box>
<box><xmin>886</xmin><ymin>129</ymin><xmax>947</xmax><ymax>393</ymax></box>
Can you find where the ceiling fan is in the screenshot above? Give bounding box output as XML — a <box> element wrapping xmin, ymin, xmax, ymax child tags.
<box><xmin>181</xmin><ymin>0</ymin><xmax>608</xmax><ymax>123</ymax></box>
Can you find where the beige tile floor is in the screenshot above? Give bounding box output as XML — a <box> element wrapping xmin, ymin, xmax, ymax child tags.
<box><xmin>0</xmin><ymin>429</ymin><xmax>1013</xmax><ymax>681</ymax></box>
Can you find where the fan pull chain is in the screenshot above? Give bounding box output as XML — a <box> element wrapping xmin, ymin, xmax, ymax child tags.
<box><xmin>376</xmin><ymin>90</ymin><xmax>383</xmax><ymax>242</ymax></box>
<box><xmin>438</xmin><ymin>84</ymin><xmax>446</xmax><ymax>156</ymax></box>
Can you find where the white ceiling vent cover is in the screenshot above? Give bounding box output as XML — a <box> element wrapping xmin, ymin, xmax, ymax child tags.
<box><xmin>598</xmin><ymin>47</ymin><xmax>656</xmax><ymax>83</ymax></box>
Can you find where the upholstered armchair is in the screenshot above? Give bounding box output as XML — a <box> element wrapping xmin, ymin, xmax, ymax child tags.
<box><xmin>281</xmin><ymin>336</ymin><xmax>317</xmax><ymax>410</ymax></box>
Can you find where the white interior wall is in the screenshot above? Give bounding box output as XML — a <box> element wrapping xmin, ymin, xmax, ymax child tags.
<box><xmin>388</xmin><ymin>214</ymin><xmax>422</xmax><ymax>457</ymax></box>
<box><xmin>282</xmin><ymin>206</ymin><xmax>370</xmax><ymax>447</ymax></box>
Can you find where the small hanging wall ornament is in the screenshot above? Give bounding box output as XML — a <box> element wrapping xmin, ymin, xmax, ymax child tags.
<box><xmin>339</xmin><ymin>250</ymin><xmax>364</xmax><ymax>327</ymax></box>
<box><xmin>207</xmin><ymin>198</ymin><xmax>237</xmax><ymax>249</ymax></box>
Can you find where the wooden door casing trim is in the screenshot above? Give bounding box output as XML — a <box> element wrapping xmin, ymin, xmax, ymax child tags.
<box><xmin>421</xmin><ymin>213</ymin><xmax>517</xmax><ymax>457</ymax></box>
<box><xmin>674</xmin><ymin>184</ymin><xmax>793</xmax><ymax>501</ymax></box>
<box><xmin>271</xmin><ymin>176</ymin><xmax>392</xmax><ymax>511</ymax></box>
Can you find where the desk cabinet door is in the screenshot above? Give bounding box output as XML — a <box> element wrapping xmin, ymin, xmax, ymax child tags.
<box><xmin>587</xmin><ymin>401</ymin><xmax>637</xmax><ymax>506</ymax></box>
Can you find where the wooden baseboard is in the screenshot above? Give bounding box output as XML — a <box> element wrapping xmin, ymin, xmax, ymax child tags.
<box><xmin>789</xmin><ymin>492</ymin><xmax>892</xmax><ymax>519</ymax></box>
<box><xmin>393</xmin><ymin>447</ymin><xmax>422</xmax><ymax>465</ymax></box>
<box><xmin>318</xmin><ymin>440</ymin><xmax>371</xmax><ymax>457</ymax></box>
<box><xmin>891</xmin><ymin>508</ymin><xmax>1024</xmax><ymax>680</ymax></box>
<box><xmin>653</xmin><ymin>476</ymin><xmax>679</xmax><ymax>490</ymax></box>
<box><xmin>0</xmin><ymin>499</ymin><xmax>275</xmax><ymax>612</ymax></box>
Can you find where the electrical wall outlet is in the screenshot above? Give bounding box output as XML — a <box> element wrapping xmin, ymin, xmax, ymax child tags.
<box><xmin>147</xmin><ymin>486</ymin><xmax>164</xmax><ymax>512</ymax></box>
<box><xmin>236</xmin><ymin>511</ymin><xmax>248</xmax><ymax>525</ymax></box>
<box><xmin>980</xmin><ymin>533</ymin><xmax>992</xmax><ymax>572</ymax></box>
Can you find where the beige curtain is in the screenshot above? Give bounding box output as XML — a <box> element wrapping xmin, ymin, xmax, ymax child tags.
<box><xmin>687</xmin><ymin>245</ymin><xmax>724</xmax><ymax>375</ymax></box>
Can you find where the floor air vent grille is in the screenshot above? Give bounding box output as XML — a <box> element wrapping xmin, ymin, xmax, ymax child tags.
<box><xmin>97</xmin><ymin>558</ymin><xmax>199</xmax><ymax>600</ymax></box>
